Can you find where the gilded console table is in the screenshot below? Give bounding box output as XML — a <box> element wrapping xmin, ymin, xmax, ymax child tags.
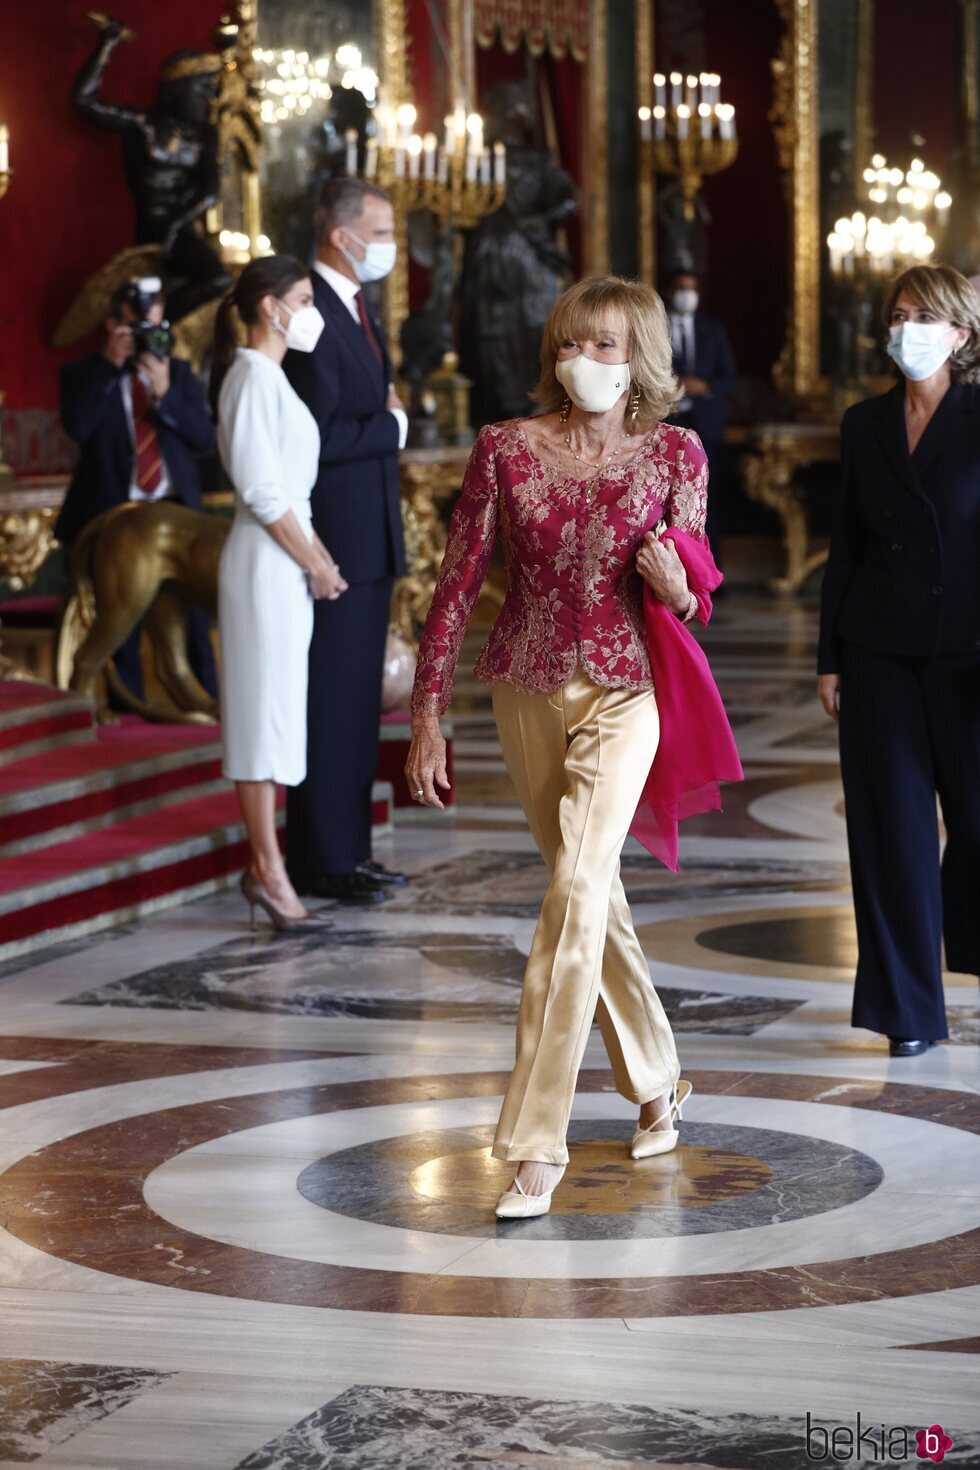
<box><xmin>740</xmin><ymin>422</ymin><xmax>840</xmax><ymax>595</ymax></box>
<box><xmin>393</xmin><ymin>445</ymin><xmax>472</xmax><ymax>644</ymax></box>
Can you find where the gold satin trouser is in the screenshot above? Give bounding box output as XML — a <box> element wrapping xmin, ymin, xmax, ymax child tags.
<box><xmin>491</xmin><ymin>669</ymin><xmax>681</xmax><ymax>1165</ymax></box>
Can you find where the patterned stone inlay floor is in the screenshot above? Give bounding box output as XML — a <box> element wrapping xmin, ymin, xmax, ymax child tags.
<box><xmin>234</xmin><ymin>1385</ymin><xmax>980</xmax><ymax>1470</ymax></box>
<box><xmin>296</xmin><ymin>1121</ymin><xmax>884</xmax><ymax>1240</ymax></box>
<box><xmin>0</xmin><ymin>1359</ymin><xmax>172</xmax><ymax>1463</ymax></box>
<box><xmin>62</xmin><ymin>930</ymin><xmax>804</xmax><ymax>1033</ymax></box>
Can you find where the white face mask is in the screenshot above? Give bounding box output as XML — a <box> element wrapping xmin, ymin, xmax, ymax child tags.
<box><xmin>338</xmin><ymin>229</ymin><xmax>397</xmax><ymax>284</ymax></box>
<box><xmin>887</xmin><ymin>321</ymin><xmax>957</xmax><ymax>382</ymax></box>
<box><xmin>275</xmin><ymin>301</ymin><xmax>325</xmax><ymax>353</ymax></box>
<box><xmin>672</xmin><ymin>289</ymin><xmax>699</xmax><ymax>316</ymax></box>
<box><xmin>555</xmin><ymin>354</ymin><xmax>631</xmax><ymax>414</ymax></box>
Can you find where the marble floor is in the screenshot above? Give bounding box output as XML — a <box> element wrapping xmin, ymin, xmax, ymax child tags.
<box><xmin>1</xmin><ymin>593</ymin><xmax>978</xmax><ymax>1469</ymax></box>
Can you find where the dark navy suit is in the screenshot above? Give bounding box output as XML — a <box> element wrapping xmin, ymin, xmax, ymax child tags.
<box><xmin>667</xmin><ymin>313</ymin><xmax>736</xmax><ymax>553</ymax></box>
<box><xmin>819</xmin><ymin>383</ymin><xmax>980</xmax><ymax>1038</ymax></box>
<box><xmin>283</xmin><ymin>271</ymin><xmax>407</xmax><ymax>878</ymax></box>
<box><xmin>57</xmin><ymin>353</ymin><xmax>218</xmax><ymax>699</ymax></box>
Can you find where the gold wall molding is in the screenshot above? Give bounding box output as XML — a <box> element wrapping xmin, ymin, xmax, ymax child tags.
<box><xmin>771</xmin><ymin>0</ymin><xmax>820</xmax><ymax>404</ymax></box>
<box><xmin>374</xmin><ymin>0</ymin><xmax>411</xmax><ymax>359</ymax></box>
<box><xmin>635</xmin><ymin>0</ymin><xmax>656</xmax><ymax>283</ymax></box>
<box><xmin>585</xmin><ymin>0</ymin><xmax>610</xmax><ymax>272</ymax></box>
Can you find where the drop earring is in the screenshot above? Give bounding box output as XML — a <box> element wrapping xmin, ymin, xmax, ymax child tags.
<box><xmin>627</xmin><ymin>387</ymin><xmax>642</xmax><ymax>433</ymax></box>
<box><xmin>559</xmin><ymin>394</ymin><xmax>572</xmax><ymax>425</ymax></box>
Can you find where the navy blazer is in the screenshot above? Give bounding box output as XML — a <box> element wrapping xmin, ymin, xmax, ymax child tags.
<box><xmin>818</xmin><ymin>382</ymin><xmax>980</xmax><ymax>674</ymax></box>
<box><xmin>668</xmin><ymin>313</ymin><xmax>737</xmax><ymax>444</ymax></box>
<box><xmin>56</xmin><ymin>353</ymin><xmax>214</xmax><ymax>546</ymax></box>
<box><xmin>283</xmin><ymin>273</ymin><xmax>407</xmax><ymax>584</ymax></box>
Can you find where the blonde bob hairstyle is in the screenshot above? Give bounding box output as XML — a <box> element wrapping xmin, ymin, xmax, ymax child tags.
<box><xmin>533</xmin><ymin>275</ymin><xmax>682</xmax><ymax>429</ymax></box>
<box><xmin>882</xmin><ymin>263</ymin><xmax>980</xmax><ymax>384</ymax></box>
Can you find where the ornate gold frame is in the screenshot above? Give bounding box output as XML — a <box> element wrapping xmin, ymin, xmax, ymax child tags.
<box><xmin>771</xmin><ymin>0</ymin><xmax>820</xmax><ymax>403</ymax></box>
<box><xmin>635</xmin><ymin>0</ymin><xmax>655</xmax><ymax>282</ymax></box>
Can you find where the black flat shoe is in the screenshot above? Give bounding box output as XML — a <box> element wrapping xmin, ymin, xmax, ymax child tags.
<box><xmin>357</xmin><ymin>860</ymin><xmax>408</xmax><ymax>886</ymax></box>
<box><xmin>888</xmin><ymin>1038</ymin><xmax>937</xmax><ymax>1057</ymax></box>
<box><xmin>295</xmin><ymin>871</ymin><xmax>387</xmax><ymax>905</ymax></box>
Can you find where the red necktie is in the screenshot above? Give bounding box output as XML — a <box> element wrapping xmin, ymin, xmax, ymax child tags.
<box><xmin>130</xmin><ymin>372</ymin><xmax>164</xmax><ymax>496</ymax></box>
<box><xmin>355</xmin><ymin>291</ymin><xmax>385</xmax><ymax>373</ymax></box>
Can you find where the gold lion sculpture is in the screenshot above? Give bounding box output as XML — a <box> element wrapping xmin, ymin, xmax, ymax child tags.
<box><xmin>61</xmin><ymin>501</ymin><xmax>229</xmax><ymax>723</ymax></box>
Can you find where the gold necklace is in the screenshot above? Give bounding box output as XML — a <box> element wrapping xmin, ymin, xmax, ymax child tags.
<box><xmin>562</xmin><ymin>429</ymin><xmax>627</xmax><ymax>471</ymax></box>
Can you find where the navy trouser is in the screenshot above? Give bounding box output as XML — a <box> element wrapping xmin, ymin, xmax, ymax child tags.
<box><xmin>286</xmin><ymin>577</ymin><xmax>392</xmax><ymax>878</ymax></box>
<box><xmin>839</xmin><ymin>642</ymin><xmax>980</xmax><ymax>1039</ymax></box>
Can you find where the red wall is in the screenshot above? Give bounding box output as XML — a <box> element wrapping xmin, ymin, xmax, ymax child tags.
<box><xmin>700</xmin><ymin>0</ymin><xmax>787</xmax><ymax>380</ymax></box>
<box><xmin>0</xmin><ymin>1</ymin><xmax>225</xmax><ymax>411</ymax></box>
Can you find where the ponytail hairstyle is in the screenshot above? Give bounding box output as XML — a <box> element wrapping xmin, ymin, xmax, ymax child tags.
<box><xmin>208</xmin><ymin>252</ymin><xmax>310</xmax><ymax>418</ymax></box>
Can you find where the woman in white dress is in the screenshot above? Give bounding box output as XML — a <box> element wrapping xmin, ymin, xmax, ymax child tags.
<box><xmin>210</xmin><ymin>255</ymin><xmax>347</xmax><ymax>930</ymax></box>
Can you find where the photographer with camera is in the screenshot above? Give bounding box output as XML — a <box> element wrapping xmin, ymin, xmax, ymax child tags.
<box><xmin>57</xmin><ymin>277</ymin><xmax>218</xmax><ymax>700</ymax></box>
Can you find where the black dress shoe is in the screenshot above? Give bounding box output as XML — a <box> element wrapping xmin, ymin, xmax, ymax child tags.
<box><xmin>357</xmin><ymin>859</ymin><xmax>408</xmax><ymax>886</ymax></box>
<box><xmin>295</xmin><ymin>871</ymin><xmax>387</xmax><ymax>905</ymax></box>
<box><xmin>888</xmin><ymin>1037</ymin><xmax>937</xmax><ymax>1057</ymax></box>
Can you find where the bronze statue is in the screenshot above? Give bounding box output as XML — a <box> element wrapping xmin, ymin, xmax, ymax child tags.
<box><xmin>72</xmin><ymin>13</ymin><xmax>230</xmax><ymax>321</ymax></box>
<box><xmin>459</xmin><ymin>82</ymin><xmax>577</xmax><ymax>426</ymax></box>
<box><xmin>64</xmin><ymin>502</ymin><xmax>227</xmax><ymax>723</ymax></box>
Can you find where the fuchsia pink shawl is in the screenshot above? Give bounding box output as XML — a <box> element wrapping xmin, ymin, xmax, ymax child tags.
<box><xmin>629</xmin><ymin>529</ymin><xmax>743</xmax><ymax>871</ymax></box>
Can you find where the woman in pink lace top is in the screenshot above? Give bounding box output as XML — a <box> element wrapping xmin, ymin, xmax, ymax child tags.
<box><xmin>406</xmin><ymin>276</ymin><xmax>710</xmax><ymax>1220</ymax></box>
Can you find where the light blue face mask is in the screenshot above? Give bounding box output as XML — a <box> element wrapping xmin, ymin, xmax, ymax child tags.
<box><xmin>886</xmin><ymin>322</ymin><xmax>956</xmax><ymax>381</ymax></box>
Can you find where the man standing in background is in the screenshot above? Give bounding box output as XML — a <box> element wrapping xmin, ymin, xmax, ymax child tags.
<box><xmin>664</xmin><ymin>268</ymin><xmax>737</xmax><ymax>560</ymax></box>
<box><xmin>283</xmin><ymin>178</ymin><xmax>408</xmax><ymax>906</ymax></box>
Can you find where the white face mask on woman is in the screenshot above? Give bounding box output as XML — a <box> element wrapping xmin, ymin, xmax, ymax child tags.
<box><xmin>338</xmin><ymin>229</ymin><xmax>398</xmax><ymax>284</ymax></box>
<box><xmin>274</xmin><ymin>301</ymin><xmax>326</xmax><ymax>353</ymax></box>
<box><xmin>886</xmin><ymin>321</ymin><xmax>957</xmax><ymax>382</ymax></box>
<box><xmin>555</xmin><ymin>353</ymin><xmax>631</xmax><ymax>414</ymax></box>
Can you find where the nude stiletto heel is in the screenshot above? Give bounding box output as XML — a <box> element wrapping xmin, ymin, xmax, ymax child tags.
<box><xmin>631</xmin><ymin>1079</ymin><xmax>693</xmax><ymax>1160</ymax></box>
<box><xmin>240</xmin><ymin>871</ymin><xmax>333</xmax><ymax>932</ymax></box>
<box><xmin>495</xmin><ymin>1164</ymin><xmax>566</xmax><ymax>1220</ymax></box>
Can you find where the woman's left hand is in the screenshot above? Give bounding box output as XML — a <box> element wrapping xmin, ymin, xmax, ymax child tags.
<box><xmin>636</xmin><ymin>531</ymin><xmax>691</xmax><ymax>614</ymax></box>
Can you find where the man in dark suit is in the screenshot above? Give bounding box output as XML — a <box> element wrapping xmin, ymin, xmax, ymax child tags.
<box><xmin>57</xmin><ymin>278</ymin><xmax>218</xmax><ymax>700</ymax></box>
<box><xmin>283</xmin><ymin>179</ymin><xmax>408</xmax><ymax>906</ymax></box>
<box><xmin>664</xmin><ymin>269</ymin><xmax>737</xmax><ymax>557</ymax></box>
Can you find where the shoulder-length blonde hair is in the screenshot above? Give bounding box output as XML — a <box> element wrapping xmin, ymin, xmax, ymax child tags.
<box><xmin>882</xmin><ymin>263</ymin><xmax>980</xmax><ymax>384</ymax></box>
<box><xmin>533</xmin><ymin>275</ymin><xmax>682</xmax><ymax>429</ymax></box>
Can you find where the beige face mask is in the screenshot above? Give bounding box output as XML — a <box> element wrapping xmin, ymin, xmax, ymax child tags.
<box><xmin>555</xmin><ymin>354</ymin><xmax>631</xmax><ymax>413</ymax></box>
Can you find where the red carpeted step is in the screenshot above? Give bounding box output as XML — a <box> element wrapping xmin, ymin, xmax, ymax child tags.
<box><xmin>0</xmin><ymin>681</ymin><xmax>95</xmax><ymax>766</ymax></box>
<box><xmin>0</xmin><ymin>726</ymin><xmax>224</xmax><ymax>851</ymax></box>
<box><xmin>0</xmin><ymin>788</ymin><xmax>258</xmax><ymax>947</ymax></box>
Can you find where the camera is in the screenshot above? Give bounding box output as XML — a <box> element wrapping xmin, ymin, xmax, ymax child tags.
<box><xmin>120</xmin><ymin>276</ymin><xmax>174</xmax><ymax>359</ymax></box>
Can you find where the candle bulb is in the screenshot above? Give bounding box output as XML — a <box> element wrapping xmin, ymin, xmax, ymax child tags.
<box><xmin>698</xmin><ymin>102</ymin><xmax>712</xmax><ymax>140</ymax></box>
<box><xmin>443</xmin><ymin>114</ymin><xmax>454</xmax><ymax>156</ymax></box>
<box><xmin>365</xmin><ymin>136</ymin><xmax>378</xmax><ymax>178</ymax></box>
<box><xmin>422</xmin><ymin>131</ymin><xmax>437</xmax><ymax>180</ymax></box>
<box><xmin>676</xmin><ymin>104</ymin><xmax>690</xmax><ymax>140</ymax></box>
<box><xmin>407</xmin><ymin>134</ymin><xmax>422</xmax><ymax>180</ymax></box>
<box><xmin>669</xmin><ymin>71</ymin><xmax>682</xmax><ymax>108</ymax></box>
<box><xmin>0</xmin><ymin>126</ymin><xmax>8</xmax><ymax>177</ymax></box>
<box><xmin>438</xmin><ymin>149</ymin><xmax>449</xmax><ymax>184</ymax></box>
<box><xmin>466</xmin><ymin>151</ymin><xmax>477</xmax><ymax>183</ymax></box>
<box><xmin>716</xmin><ymin>103</ymin><xmax>735</xmax><ymax>140</ymax></box>
<box><xmin>686</xmin><ymin>74</ymin><xmax>698</xmax><ymax>111</ymax></box>
<box><xmin>466</xmin><ymin>113</ymin><xmax>483</xmax><ymax>158</ymax></box>
<box><xmin>345</xmin><ymin>128</ymin><xmax>358</xmax><ymax>177</ymax></box>
<box><xmin>479</xmin><ymin>147</ymin><xmax>491</xmax><ymax>185</ymax></box>
<box><xmin>394</xmin><ymin>144</ymin><xmax>405</xmax><ymax>178</ymax></box>
<box><xmin>638</xmin><ymin>105</ymin><xmax>652</xmax><ymax>143</ymax></box>
<box><xmin>493</xmin><ymin>139</ymin><xmax>506</xmax><ymax>185</ymax></box>
<box><xmin>653</xmin><ymin>104</ymin><xmax>667</xmax><ymax>141</ymax></box>
<box><xmin>654</xmin><ymin>73</ymin><xmax>666</xmax><ymax>109</ymax></box>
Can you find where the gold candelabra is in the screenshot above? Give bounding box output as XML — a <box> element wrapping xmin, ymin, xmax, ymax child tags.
<box><xmin>638</xmin><ymin>71</ymin><xmax>738</xmax><ymax>221</ymax></box>
<box><xmin>348</xmin><ymin>98</ymin><xmax>506</xmax><ymax>228</ymax></box>
<box><xmin>827</xmin><ymin>153</ymin><xmax>952</xmax><ymax>280</ymax></box>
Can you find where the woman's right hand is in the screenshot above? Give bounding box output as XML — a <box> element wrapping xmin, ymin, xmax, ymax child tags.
<box><xmin>405</xmin><ymin>717</ymin><xmax>451</xmax><ymax>809</ymax></box>
<box><xmin>817</xmin><ymin>673</ymin><xmax>840</xmax><ymax>721</ymax></box>
<box><xmin>308</xmin><ymin>554</ymin><xmax>348</xmax><ymax>601</ymax></box>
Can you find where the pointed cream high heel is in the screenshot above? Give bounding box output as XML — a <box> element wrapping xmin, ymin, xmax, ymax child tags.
<box><xmin>631</xmin><ymin>1079</ymin><xmax>693</xmax><ymax>1160</ymax></box>
<box><xmin>494</xmin><ymin>1164</ymin><xmax>566</xmax><ymax>1220</ymax></box>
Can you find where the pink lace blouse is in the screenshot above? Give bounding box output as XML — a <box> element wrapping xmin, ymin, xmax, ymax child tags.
<box><xmin>410</xmin><ymin>417</ymin><xmax>709</xmax><ymax>718</ymax></box>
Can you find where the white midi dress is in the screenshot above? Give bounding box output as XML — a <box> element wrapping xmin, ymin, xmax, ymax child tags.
<box><xmin>217</xmin><ymin>348</ymin><xmax>320</xmax><ymax>785</ymax></box>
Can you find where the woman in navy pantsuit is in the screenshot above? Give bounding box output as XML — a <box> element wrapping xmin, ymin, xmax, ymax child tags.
<box><xmin>818</xmin><ymin>264</ymin><xmax>980</xmax><ymax>1057</ymax></box>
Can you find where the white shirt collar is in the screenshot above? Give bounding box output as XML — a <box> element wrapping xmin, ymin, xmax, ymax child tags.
<box><xmin>313</xmin><ymin>259</ymin><xmax>361</xmax><ymax>313</ymax></box>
